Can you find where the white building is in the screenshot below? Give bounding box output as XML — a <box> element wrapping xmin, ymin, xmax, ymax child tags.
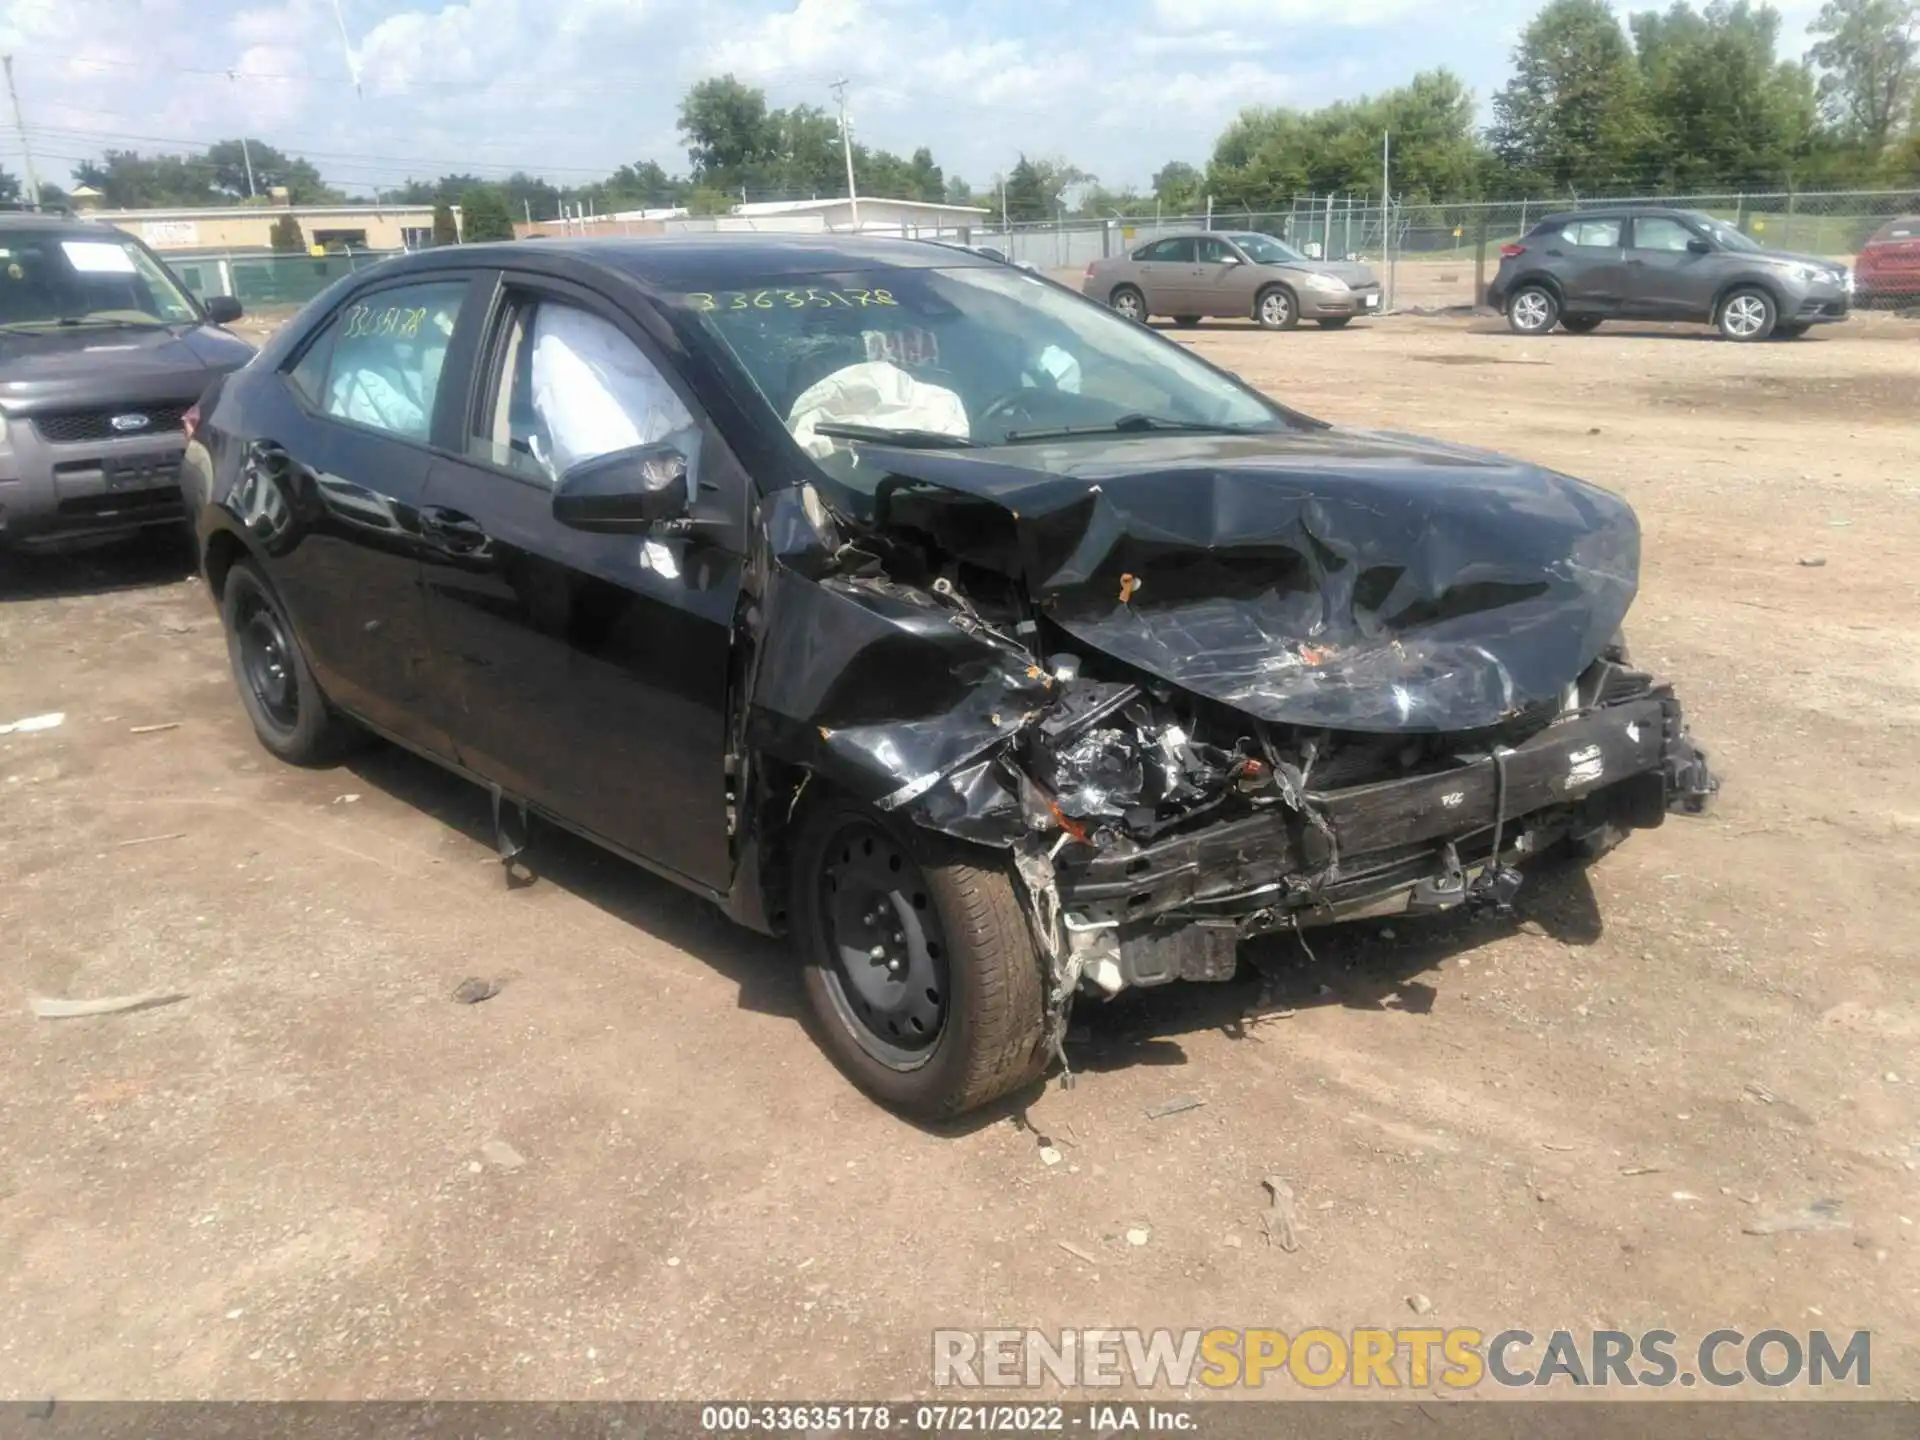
<box><xmin>677</xmin><ymin>197</ymin><xmax>989</xmax><ymax>239</ymax></box>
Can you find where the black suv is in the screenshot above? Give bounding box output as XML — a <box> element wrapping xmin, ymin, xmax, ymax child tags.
<box><xmin>1488</xmin><ymin>207</ymin><xmax>1852</xmax><ymax>341</ymax></box>
<box><xmin>0</xmin><ymin>214</ymin><xmax>253</xmax><ymax>552</ymax></box>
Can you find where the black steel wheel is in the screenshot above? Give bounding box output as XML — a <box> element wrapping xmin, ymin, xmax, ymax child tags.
<box><xmin>220</xmin><ymin>559</ymin><xmax>359</xmax><ymax>764</ymax></box>
<box><xmin>791</xmin><ymin>801</ymin><xmax>1048</xmax><ymax>1118</ymax></box>
<box><xmin>816</xmin><ymin>820</ymin><xmax>952</xmax><ymax>1068</ymax></box>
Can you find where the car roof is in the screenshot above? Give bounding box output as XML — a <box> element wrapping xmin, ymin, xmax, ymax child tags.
<box><xmin>378</xmin><ymin>233</ymin><xmax>1001</xmax><ymax>293</ymax></box>
<box><xmin>0</xmin><ymin>212</ymin><xmax>128</xmax><ymax>237</ymax></box>
<box><xmin>1534</xmin><ymin>207</ymin><xmax>1699</xmax><ymax>228</ymax></box>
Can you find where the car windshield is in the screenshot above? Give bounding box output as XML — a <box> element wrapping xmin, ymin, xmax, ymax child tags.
<box><xmin>1687</xmin><ymin>215</ymin><xmax>1764</xmax><ymax>253</ymax></box>
<box><xmin>1228</xmin><ymin>232</ymin><xmax>1307</xmax><ymax>264</ymax></box>
<box><xmin>0</xmin><ymin>229</ymin><xmax>200</xmax><ymax>330</ymax></box>
<box><xmin>671</xmin><ymin>264</ymin><xmax>1292</xmax><ymax>488</ymax></box>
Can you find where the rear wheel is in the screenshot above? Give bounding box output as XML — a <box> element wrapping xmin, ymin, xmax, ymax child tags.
<box><xmin>220</xmin><ymin>559</ymin><xmax>360</xmax><ymax>765</ymax></box>
<box><xmin>1560</xmin><ymin>315</ymin><xmax>1603</xmax><ymax>334</ymax></box>
<box><xmin>1507</xmin><ymin>284</ymin><xmax>1558</xmax><ymax>335</ymax></box>
<box><xmin>1108</xmin><ymin>285</ymin><xmax>1146</xmax><ymax>323</ymax></box>
<box><xmin>1255</xmin><ymin>285</ymin><xmax>1299</xmax><ymax>330</ymax></box>
<box><xmin>1717</xmin><ymin>287</ymin><xmax>1776</xmax><ymax>341</ymax></box>
<box><xmin>1172</xmin><ymin>315</ymin><xmax>1201</xmax><ymax>328</ymax></box>
<box><xmin>1316</xmin><ymin>316</ymin><xmax>1353</xmax><ymax>330</ymax></box>
<box><xmin>1772</xmin><ymin>322</ymin><xmax>1810</xmax><ymax>339</ymax></box>
<box><xmin>791</xmin><ymin>801</ymin><xmax>1048</xmax><ymax>1119</ymax></box>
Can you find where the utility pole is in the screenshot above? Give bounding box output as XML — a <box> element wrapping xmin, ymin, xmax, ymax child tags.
<box><xmin>1381</xmin><ymin>129</ymin><xmax>1392</xmax><ymax>309</ymax></box>
<box><xmin>3</xmin><ymin>55</ymin><xmax>42</xmax><ymax>211</ymax></box>
<box><xmin>999</xmin><ymin>174</ymin><xmax>1009</xmax><ymax>235</ymax></box>
<box><xmin>831</xmin><ymin>78</ymin><xmax>859</xmax><ymax>231</ymax></box>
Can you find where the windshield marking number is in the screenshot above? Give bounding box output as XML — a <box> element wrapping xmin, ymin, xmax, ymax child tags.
<box><xmin>685</xmin><ymin>288</ymin><xmax>898</xmax><ymax>313</ymax></box>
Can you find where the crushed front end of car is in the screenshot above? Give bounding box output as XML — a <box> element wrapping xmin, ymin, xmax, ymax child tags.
<box><xmin>734</xmin><ymin>430</ymin><xmax>1717</xmax><ymax>1075</ymax></box>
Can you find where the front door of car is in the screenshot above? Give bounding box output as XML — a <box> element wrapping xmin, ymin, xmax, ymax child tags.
<box><xmin>1190</xmin><ymin>235</ymin><xmax>1255</xmax><ymax>317</ymax></box>
<box><xmin>1133</xmin><ymin>237</ymin><xmax>1196</xmax><ymax>314</ymax></box>
<box><xmin>1622</xmin><ymin>215</ymin><xmax>1715</xmax><ymax>318</ymax></box>
<box><xmin>414</xmin><ymin>274</ymin><xmax>744</xmax><ymax>891</ymax></box>
<box><xmin>255</xmin><ymin>274</ymin><xmax>478</xmax><ymax>757</ymax></box>
<box><xmin>1543</xmin><ymin>217</ymin><xmax>1628</xmax><ymax>312</ymax></box>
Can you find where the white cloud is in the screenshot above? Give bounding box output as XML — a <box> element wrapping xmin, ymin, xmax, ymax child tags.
<box><xmin>1151</xmin><ymin>0</ymin><xmax>1429</xmax><ymax>29</ymax></box>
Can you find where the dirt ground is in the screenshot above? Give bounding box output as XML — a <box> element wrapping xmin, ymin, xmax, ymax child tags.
<box><xmin>3</xmin><ymin>311</ymin><xmax>1917</xmax><ymax>1402</ymax></box>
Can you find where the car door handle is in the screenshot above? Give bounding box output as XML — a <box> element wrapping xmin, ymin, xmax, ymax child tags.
<box><xmin>419</xmin><ymin>505</ymin><xmax>489</xmax><ymax>551</ymax></box>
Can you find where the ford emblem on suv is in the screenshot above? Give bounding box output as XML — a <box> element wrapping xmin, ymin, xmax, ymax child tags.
<box><xmin>110</xmin><ymin>413</ymin><xmax>152</xmax><ymax>432</ymax></box>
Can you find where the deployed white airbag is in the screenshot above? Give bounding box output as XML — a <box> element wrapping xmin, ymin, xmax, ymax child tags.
<box><xmin>787</xmin><ymin>360</ymin><xmax>970</xmax><ymax>457</ymax></box>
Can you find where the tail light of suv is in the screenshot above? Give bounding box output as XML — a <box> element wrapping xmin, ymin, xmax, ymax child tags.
<box><xmin>1499</xmin><ymin>243</ymin><xmax>1527</xmax><ymax>259</ymax></box>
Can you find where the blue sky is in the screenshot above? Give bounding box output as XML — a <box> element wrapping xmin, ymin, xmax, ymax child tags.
<box><xmin>0</xmin><ymin>0</ymin><xmax>1830</xmax><ymax>198</ymax></box>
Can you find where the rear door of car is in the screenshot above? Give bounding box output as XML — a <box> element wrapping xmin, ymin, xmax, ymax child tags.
<box><xmin>1191</xmin><ymin>234</ymin><xmax>1256</xmax><ymax>317</ymax></box>
<box><xmin>1622</xmin><ymin>214</ymin><xmax>1715</xmax><ymax>319</ymax></box>
<box><xmin>249</xmin><ymin>271</ymin><xmax>482</xmax><ymax>757</ymax></box>
<box><xmin>412</xmin><ymin>268</ymin><xmax>748</xmax><ymax>891</ymax></box>
<box><xmin>1544</xmin><ymin>216</ymin><xmax>1629</xmax><ymax>312</ymax></box>
<box><xmin>1132</xmin><ymin>237</ymin><xmax>1197</xmax><ymax>314</ymax></box>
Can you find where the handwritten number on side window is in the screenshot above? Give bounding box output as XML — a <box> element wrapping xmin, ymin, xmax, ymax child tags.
<box><xmin>684</xmin><ymin>288</ymin><xmax>897</xmax><ymax>312</ymax></box>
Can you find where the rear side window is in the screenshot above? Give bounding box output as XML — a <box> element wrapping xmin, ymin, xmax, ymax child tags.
<box><xmin>286</xmin><ymin>280</ymin><xmax>468</xmax><ymax>443</ymax></box>
<box><xmin>1196</xmin><ymin>236</ymin><xmax>1240</xmax><ymax>264</ymax></box>
<box><xmin>1136</xmin><ymin>237</ymin><xmax>1196</xmax><ymax>262</ymax></box>
<box><xmin>1559</xmin><ymin>219</ymin><xmax>1623</xmax><ymax>249</ymax></box>
<box><xmin>1630</xmin><ymin>217</ymin><xmax>1697</xmax><ymax>252</ymax></box>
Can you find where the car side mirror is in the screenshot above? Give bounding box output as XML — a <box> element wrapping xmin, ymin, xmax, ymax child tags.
<box><xmin>552</xmin><ymin>441</ymin><xmax>691</xmax><ymax>533</ymax></box>
<box><xmin>1686</xmin><ymin>238</ymin><xmax>1712</xmax><ymax>255</ymax></box>
<box><xmin>1221</xmin><ymin>255</ymin><xmax>1242</xmax><ymax>264</ymax></box>
<box><xmin>203</xmin><ymin>295</ymin><xmax>243</xmax><ymax>324</ymax></box>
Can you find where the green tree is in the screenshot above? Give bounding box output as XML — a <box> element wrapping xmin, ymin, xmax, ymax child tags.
<box><xmin>679</xmin><ymin>74</ymin><xmax>776</xmax><ymax>191</ymax></box>
<box><xmin>1151</xmin><ymin>160</ymin><xmax>1203</xmax><ymax>211</ymax></box>
<box><xmin>945</xmin><ymin>175</ymin><xmax>975</xmax><ymax>205</ymax></box>
<box><xmin>0</xmin><ymin>165</ymin><xmax>17</xmax><ymax>204</ymax></box>
<box><xmin>459</xmin><ymin>186</ymin><xmax>515</xmax><ymax>241</ymax></box>
<box><xmin>770</xmin><ymin>104</ymin><xmax>843</xmax><ymax>195</ymax></box>
<box><xmin>431</xmin><ymin>201</ymin><xmax>459</xmax><ymax>245</ymax></box>
<box><xmin>1808</xmin><ymin>0</ymin><xmax>1918</xmax><ymax>153</ymax></box>
<box><xmin>268</xmin><ymin>213</ymin><xmax>306</xmax><ymax>252</ymax></box>
<box><xmin>73</xmin><ymin>150</ymin><xmax>221</xmax><ymax>207</ymax></box>
<box><xmin>204</xmin><ymin>140</ymin><xmax>341</xmax><ymax>203</ymax></box>
<box><xmin>1207</xmin><ymin>70</ymin><xmax>1484</xmax><ymax>207</ymax></box>
<box><xmin>1491</xmin><ymin>0</ymin><xmax>1649</xmax><ymax>193</ymax></box>
<box><xmin>1630</xmin><ymin>1</ymin><xmax>1817</xmax><ymax>189</ymax></box>
<box><xmin>1000</xmin><ymin>156</ymin><xmax>1052</xmax><ymax>221</ymax></box>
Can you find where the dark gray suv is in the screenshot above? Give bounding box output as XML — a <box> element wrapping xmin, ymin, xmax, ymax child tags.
<box><xmin>1487</xmin><ymin>207</ymin><xmax>1852</xmax><ymax>341</ymax></box>
<box><xmin>0</xmin><ymin>214</ymin><xmax>255</xmax><ymax>552</ymax></box>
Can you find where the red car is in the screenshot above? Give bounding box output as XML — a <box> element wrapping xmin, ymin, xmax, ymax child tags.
<box><xmin>1856</xmin><ymin>215</ymin><xmax>1920</xmax><ymax>304</ymax></box>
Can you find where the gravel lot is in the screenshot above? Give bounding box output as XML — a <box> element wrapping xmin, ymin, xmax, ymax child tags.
<box><xmin>2</xmin><ymin>310</ymin><xmax>1916</xmax><ymax>1401</ymax></box>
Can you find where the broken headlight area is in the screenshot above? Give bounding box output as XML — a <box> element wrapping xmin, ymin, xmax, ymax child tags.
<box><xmin>993</xmin><ymin>649</ymin><xmax>1717</xmax><ymax>1001</ymax></box>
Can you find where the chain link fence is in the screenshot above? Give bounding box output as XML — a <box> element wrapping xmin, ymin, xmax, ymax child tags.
<box><xmin>977</xmin><ymin>188</ymin><xmax>1920</xmax><ymax>310</ymax></box>
<box><xmin>168</xmin><ymin>251</ymin><xmax>393</xmax><ymax>309</ymax></box>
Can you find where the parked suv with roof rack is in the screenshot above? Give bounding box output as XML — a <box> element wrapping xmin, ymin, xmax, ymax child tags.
<box><xmin>1487</xmin><ymin>207</ymin><xmax>1852</xmax><ymax>341</ymax></box>
<box><xmin>0</xmin><ymin>214</ymin><xmax>254</xmax><ymax>553</ymax></box>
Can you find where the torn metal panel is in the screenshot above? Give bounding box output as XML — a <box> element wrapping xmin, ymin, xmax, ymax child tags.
<box><xmin>840</xmin><ymin>428</ymin><xmax>1640</xmax><ymax>733</ymax></box>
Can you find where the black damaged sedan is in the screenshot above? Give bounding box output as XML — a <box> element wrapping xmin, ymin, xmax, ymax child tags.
<box><xmin>183</xmin><ymin>235</ymin><xmax>1717</xmax><ymax>1118</ymax></box>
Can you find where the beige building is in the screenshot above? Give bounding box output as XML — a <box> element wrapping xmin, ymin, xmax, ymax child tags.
<box><xmin>78</xmin><ymin>200</ymin><xmax>448</xmax><ymax>255</ymax></box>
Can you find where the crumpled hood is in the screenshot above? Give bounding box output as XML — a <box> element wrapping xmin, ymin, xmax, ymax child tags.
<box><xmin>851</xmin><ymin>428</ymin><xmax>1640</xmax><ymax>733</ymax></box>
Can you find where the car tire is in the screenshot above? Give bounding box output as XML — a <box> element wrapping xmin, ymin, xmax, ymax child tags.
<box><xmin>1506</xmin><ymin>284</ymin><xmax>1558</xmax><ymax>335</ymax></box>
<box><xmin>1771</xmin><ymin>322</ymin><xmax>1810</xmax><ymax>339</ymax></box>
<box><xmin>1316</xmin><ymin>316</ymin><xmax>1353</xmax><ymax>329</ymax></box>
<box><xmin>791</xmin><ymin>799</ymin><xmax>1049</xmax><ymax>1120</ymax></box>
<box><xmin>1560</xmin><ymin>315</ymin><xmax>1603</xmax><ymax>334</ymax></box>
<box><xmin>1108</xmin><ymin>285</ymin><xmax>1147</xmax><ymax>323</ymax></box>
<box><xmin>1172</xmin><ymin>315</ymin><xmax>1201</xmax><ymax>328</ymax></box>
<box><xmin>220</xmin><ymin>559</ymin><xmax>359</xmax><ymax>765</ymax></box>
<box><xmin>1717</xmin><ymin>286</ymin><xmax>1777</xmax><ymax>341</ymax></box>
<box><xmin>1255</xmin><ymin>285</ymin><xmax>1299</xmax><ymax>330</ymax></box>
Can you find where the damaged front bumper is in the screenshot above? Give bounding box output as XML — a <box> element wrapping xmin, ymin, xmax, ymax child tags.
<box><xmin>1048</xmin><ymin>684</ymin><xmax>1717</xmax><ymax>995</ymax></box>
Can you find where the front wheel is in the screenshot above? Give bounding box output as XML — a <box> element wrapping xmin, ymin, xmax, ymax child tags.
<box><xmin>1561</xmin><ymin>315</ymin><xmax>1603</xmax><ymax>334</ymax></box>
<box><xmin>1255</xmin><ymin>285</ymin><xmax>1299</xmax><ymax>330</ymax></box>
<box><xmin>791</xmin><ymin>802</ymin><xmax>1048</xmax><ymax>1119</ymax></box>
<box><xmin>1718</xmin><ymin>287</ymin><xmax>1776</xmax><ymax>341</ymax></box>
<box><xmin>1316</xmin><ymin>316</ymin><xmax>1353</xmax><ymax>330</ymax></box>
<box><xmin>1507</xmin><ymin>284</ymin><xmax>1558</xmax><ymax>334</ymax></box>
<box><xmin>1108</xmin><ymin>285</ymin><xmax>1146</xmax><ymax>323</ymax></box>
<box><xmin>1172</xmin><ymin>315</ymin><xmax>1202</xmax><ymax>328</ymax></box>
<box><xmin>1772</xmin><ymin>322</ymin><xmax>1810</xmax><ymax>339</ymax></box>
